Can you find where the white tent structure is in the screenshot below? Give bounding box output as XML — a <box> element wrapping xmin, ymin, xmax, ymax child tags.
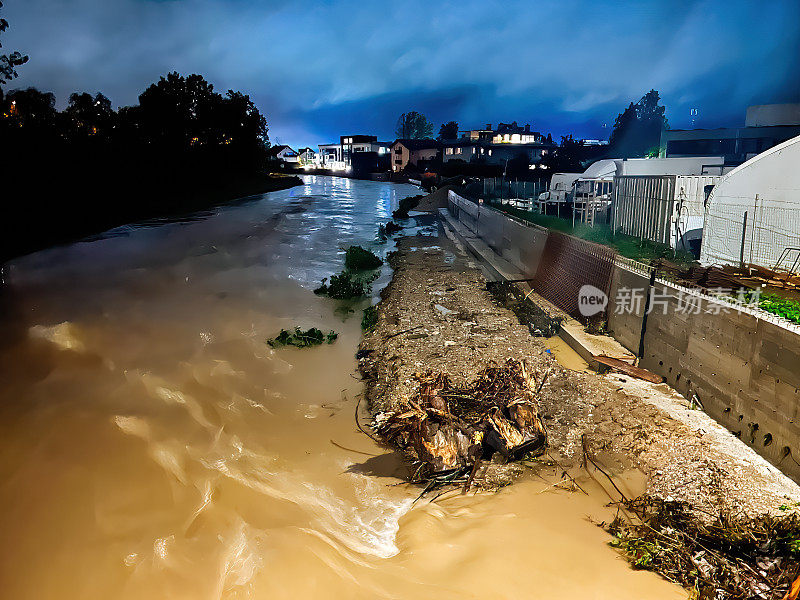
<box><xmin>700</xmin><ymin>135</ymin><xmax>800</xmax><ymax>272</ymax></box>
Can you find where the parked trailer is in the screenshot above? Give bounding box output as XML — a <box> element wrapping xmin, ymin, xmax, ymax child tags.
<box><xmin>612</xmin><ymin>175</ymin><xmax>722</xmax><ymax>251</ymax></box>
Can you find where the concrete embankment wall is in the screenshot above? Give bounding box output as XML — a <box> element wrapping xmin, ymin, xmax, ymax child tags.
<box><xmin>447</xmin><ymin>191</ymin><xmax>800</xmax><ymax>481</ymax></box>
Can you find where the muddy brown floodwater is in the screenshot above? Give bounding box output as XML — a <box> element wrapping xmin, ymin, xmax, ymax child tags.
<box><xmin>0</xmin><ymin>176</ymin><xmax>684</xmax><ymax>599</ymax></box>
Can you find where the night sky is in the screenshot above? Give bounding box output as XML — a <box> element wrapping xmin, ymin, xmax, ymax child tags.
<box><xmin>3</xmin><ymin>0</ymin><xmax>800</xmax><ymax>147</ymax></box>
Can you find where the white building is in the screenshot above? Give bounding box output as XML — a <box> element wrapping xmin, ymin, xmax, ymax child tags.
<box><xmin>272</xmin><ymin>145</ymin><xmax>299</xmax><ymax>164</ymax></box>
<box><xmin>700</xmin><ymin>134</ymin><xmax>800</xmax><ymax>271</ymax></box>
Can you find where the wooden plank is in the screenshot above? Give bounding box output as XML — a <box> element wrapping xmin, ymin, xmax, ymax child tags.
<box><xmin>593</xmin><ymin>354</ymin><xmax>665</xmax><ymax>383</ymax></box>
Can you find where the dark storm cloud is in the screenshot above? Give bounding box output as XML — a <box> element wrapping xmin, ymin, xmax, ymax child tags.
<box><xmin>3</xmin><ymin>0</ymin><xmax>799</xmax><ymax>146</ymax></box>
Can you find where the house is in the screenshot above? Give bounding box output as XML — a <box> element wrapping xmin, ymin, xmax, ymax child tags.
<box><xmin>316</xmin><ymin>143</ymin><xmax>343</xmax><ymax>170</ymax></box>
<box><xmin>442</xmin><ymin>139</ymin><xmax>553</xmax><ymax>168</ymax></box>
<box><xmin>297</xmin><ymin>147</ymin><xmax>316</xmax><ymax>167</ymax></box>
<box><xmin>700</xmin><ymin>134</ymin><xmax>800</xmax><ymax>271</ymax></box>
<box><xmin>391</xmin><ymin>139</ymin><xmax>441</xmax><ymax>172</ymax></box>
<box><xmin>491</xmin><ymin>122</ymin><xmax>545</xmax><ymax>145</ymax></box>
<box><xmin>313</xmin><ymin>135</ymin><xmax>391</xmax><ymax>173</ymax></box>
<box><xmin>660</xmin><ymin>103</ymin><xmax>800</xmax><ymax>166</ymax></box>
<box><xmin>270</xmin><ymin>145</ymin><xmax>299</xmax><ymax>164</ymax></box>
<box><xmin>441</xmin><ymin>122</ymin><xmax>556</xmax><ymax>170</ymax></box>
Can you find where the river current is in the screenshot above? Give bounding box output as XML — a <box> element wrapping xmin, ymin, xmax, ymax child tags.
<box><xmin>0</xmin><ymin>175</ymin><xmax>683</xmax><ymax>599</ymax></box>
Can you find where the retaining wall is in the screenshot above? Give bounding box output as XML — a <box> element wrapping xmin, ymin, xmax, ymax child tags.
<box><xmin>448</xmin><ymin>190</ymin><xmax>800</xmax><ymax>481</ymax></box>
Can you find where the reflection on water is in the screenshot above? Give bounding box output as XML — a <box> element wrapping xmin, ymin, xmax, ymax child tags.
<box><xmin>0</xmin><ymin>176</ymin><xmax>683</xmax><ymax>599</ymax></box>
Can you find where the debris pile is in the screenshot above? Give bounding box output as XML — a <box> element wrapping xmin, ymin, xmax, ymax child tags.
<box><xmin>485</xmin><ymin>281</ymin><xmax>563</xmax><ymax>337</ymax></box>
<box><xmin>373</xmin><ymin>359</ymin><xmax>547</xmax><ymax>487</ymax></box>
<box><xmin>607</xmin><ymin>497</ymin><xmax>800</xmax><ymax>600</ymax></box>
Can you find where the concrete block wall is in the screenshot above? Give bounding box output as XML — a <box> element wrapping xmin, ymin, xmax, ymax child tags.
<box><xmin>608</xmin><ymin>266</ymin><xmax>800</xmax><ymax>480</ymax></box>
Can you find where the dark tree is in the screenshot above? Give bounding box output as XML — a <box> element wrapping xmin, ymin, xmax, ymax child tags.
<box><xmin>0</xmin><ymin>1</ymin><xmax>28</xmax><ymax>84</ymax></box>
<box><xmin>64</xmin><ymin>92</ymin><xmax>115</xmax><ymax>140</ymax></box>
<box><xmin>2</xmin><ymin>87</ymin><xmax>57</xmax><ymax>130</ymax></box>
<box><xmin>437</xmin><ymin>120</ymin><xmax>459</xmax><ymax>140</ymax></box>
<box><xmin>537</xmin><ymin>135</ymin><xmax>600</xmax><ymax>173</ymax></box>
<box><xmin>609</xmin><ymin>89</ymin><xmax>668</xmax><ymax>158</ymax></box>
<box><xmin>0</xmin><ymin>71</ymin><xmax>280</xmax><ymax>262</ymax></box>
<box><xmin>395</xmin><ymin>111</ymin><xmax>434</xmax><ymax>139</ymax></box>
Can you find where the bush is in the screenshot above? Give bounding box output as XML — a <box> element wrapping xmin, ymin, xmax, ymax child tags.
<box><xmin>344</xmin><ymin>245</ymin><xmax>383</xmax><ymax>270</ymax></box>
<box><xmin>392</xmin><ymin>195</ymin><xmax>424</xmax><ymax>219</ymax></box>
<box><xmin>267</xmin><ymin>327</ymin><xmax>338</xmax><ymax>348</ymax></box>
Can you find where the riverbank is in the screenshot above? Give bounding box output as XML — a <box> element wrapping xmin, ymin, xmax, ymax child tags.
<box><xmin>0</xmin><ymin>172</ymin><xmax>302</xmax><ymax>263</ymax></box>
<box><xmin>358</xmin><ymin>231</ymin><xmax>800</xmax><ymax>596</ymax></box>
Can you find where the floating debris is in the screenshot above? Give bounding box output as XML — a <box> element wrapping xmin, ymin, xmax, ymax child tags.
<box><xmin>392</xmin><ymin>195</ymin><xmax>424</xmax><ymax>220</ymax></box>
<box><xmin>267</xmin><ymin>327</ymin><xmax>338</xmax><ymax>348</ymax></box>
<box><xmin>314</xmin><ymin>270</ymin><xmax>377</xmax><ymax>299</ymax></box>
<box><xmin>344</xmin><ymin>245</ymin><xmax>383</xmax><ymax>270</ymax></box>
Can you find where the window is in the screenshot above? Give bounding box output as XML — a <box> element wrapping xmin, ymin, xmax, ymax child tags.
<box><xmin>395</xmin><ymin>159</ymin><xmax>402</xmax><ymax>165</ymax></box>
<box><xmin>446</xmin><ymin>148</ymin><xmax>453</xmax><ymax>155</ymax></box>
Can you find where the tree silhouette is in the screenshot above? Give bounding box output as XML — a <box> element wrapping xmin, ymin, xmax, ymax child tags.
<box><xmin>0</xmin><ymin>72</ymin><xmax>279</xmax><ymax>261</ymax></box>
<box><xmin>609</xmin><ymin>90</ymin><xmax>668</xmax><ymax>158</ymax></box>
<box><xmin>395</xmin><ymin>111</ymin><xmax>434</xmax><ymax>139</ymax></box>
<box><xmin>64</xmin><ymin>92</ymin><xmax>114</xmax><ymax>140</ymax></box>
<box><xmin>438</xmin><ymin>120</ymin><xmax>459</xmax><ymax>140</ymax></box>
<box><xmin>0</xmin><ymin>1</ymin><xmax>28</xmax><ymax>84</ymax></box>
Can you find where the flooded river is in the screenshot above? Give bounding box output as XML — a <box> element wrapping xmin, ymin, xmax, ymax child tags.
<box><xmin>0</xmin><ymin>176</ymin><xmax>684</xmax><ymax>599</ymax></box>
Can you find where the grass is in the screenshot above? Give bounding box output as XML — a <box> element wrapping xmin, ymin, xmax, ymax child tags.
<box><xmin>493</xmin><ymin>203</ymin><xmax>697</xmax><ymax>267</ymax></box>
<box><xmin>267</xmin><ymin>327</ymin><xmax>338</xmax><ymax>348</ymax></box>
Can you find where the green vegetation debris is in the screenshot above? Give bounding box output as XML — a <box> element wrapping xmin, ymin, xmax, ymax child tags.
<box><xmin>362</xmin><ymin>305</ymin><xmax>379</xmax><ymax>331</ymax></box>
<box><xmin>384</xmin><ymin>221</ymin><xmax>402</xmax><ymax>235</ymax></box>
<box><xmin>607</xmin><ymin>496</ymin><xmax>800</xmax><ymax>598</ymax></box>
<box><xmin>314</xmin><ymin>269</ymin><xmax>378</xmax><ymax>299</ymax></box>
<box><xmin>344</xmin><ymin>245</ymin><xmax>383</xmax><ymax>270</ymax></box>
<box><xmin>267</xmin><ymin>327</ymin><xmax>338</xmax><ymax>348</ymax></box>
<box><xmin>392</xmin><ymin>195</ymin><xmax>424</xmax><ymax>219</ymax></box>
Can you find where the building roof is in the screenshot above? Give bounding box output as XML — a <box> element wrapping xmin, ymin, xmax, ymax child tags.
<box><xmin>392</xmin><ymin>138</ymin><xmax>441</xmax><ymax>150</ymax></box>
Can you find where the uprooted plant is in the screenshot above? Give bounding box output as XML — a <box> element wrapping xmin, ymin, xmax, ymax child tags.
<box><xmin>267</xmin><ymin>327</ymin><xmax>338</xmax><ymax>348</ymax></box>
<box><xmin>372</xmin><ymin>358</ymin><xmax>548</xmax><ymax>494</ymax></box>
<box><xmin>316</xmin><ymin>245</ymin><xmax>383</xmax><ymax>300</ymax></box>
